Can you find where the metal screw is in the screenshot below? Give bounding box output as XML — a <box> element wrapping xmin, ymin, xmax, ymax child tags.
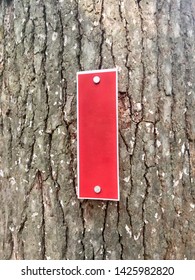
<box><xmin>94</xmin><ymin>185</ymin><xmax>101</xmax><ymax>193</ymax></box>
<box><xmin>93</xmin><ymin>76</ymin><xmax>100</xmax><ymax>84</ymax></box>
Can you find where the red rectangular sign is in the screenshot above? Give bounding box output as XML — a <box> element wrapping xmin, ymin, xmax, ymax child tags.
<box><xmin>77</xmin><ymin>69</ymin><xmax>119</xmax><ymax>200</ymax></box>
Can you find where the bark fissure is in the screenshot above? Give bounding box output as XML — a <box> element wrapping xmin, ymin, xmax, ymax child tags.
<box><xmin>98</xmin><ymin>0</ymin><xmax>105</xmax><ymax>69</ymax></box>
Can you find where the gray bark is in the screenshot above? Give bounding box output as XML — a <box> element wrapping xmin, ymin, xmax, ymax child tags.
<box><xmin>0</xmin><ymin>0</ymin><xmax>195</xmax><ymax>259</ymax></box>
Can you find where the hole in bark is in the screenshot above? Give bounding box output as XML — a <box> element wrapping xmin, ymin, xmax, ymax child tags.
<box><xmin>5</xmin><ymin>109</ymin><xmax>11</xmax><ymax>116</ymax></box>
<box><xmin>119</xmin><ymin>92</ymin><xmax>127</xmax><ymax>96</ymax></box>
<box><xmin>5</xmin><ymin>0</ymin><xmax>13</xmax><ymax>6</ymax></box>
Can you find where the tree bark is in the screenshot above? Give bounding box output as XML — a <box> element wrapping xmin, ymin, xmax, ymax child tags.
<box><xmin>0</xmin><ymin>0</ymin><xmax>195</xmax><ymax>260</ymax></box>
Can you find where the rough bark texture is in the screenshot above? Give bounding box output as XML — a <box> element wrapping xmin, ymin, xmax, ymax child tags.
<box><xmin>0</xmin><ymin>0</ymin><xmax>195</xmax><ymax>260</ymax></box>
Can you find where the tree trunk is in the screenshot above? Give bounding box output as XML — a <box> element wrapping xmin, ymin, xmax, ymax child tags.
<box><xmin>0</xmin><ymin>0</ymin><xmax>195</xmax><ymax>260</ymax></box>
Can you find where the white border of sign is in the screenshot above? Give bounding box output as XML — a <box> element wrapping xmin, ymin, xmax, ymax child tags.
<box><xmin>77</xmin><ymin>68</ymin><xmax>119</xmax><ymax>201</ymax></box>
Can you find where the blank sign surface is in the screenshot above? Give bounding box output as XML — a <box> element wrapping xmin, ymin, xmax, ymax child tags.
<box><xmin>77</xmin><ymin>69</ymin><xmax>119</xmax><ymax>200</ymax></box>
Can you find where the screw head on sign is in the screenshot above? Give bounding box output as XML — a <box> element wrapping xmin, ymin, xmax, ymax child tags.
<box><xmin>94</xmin><ymin>185</ymin><xmax>101</xmax><ymax>193</ymax></box>
<box><xmin>93</xmin><ymin>76</ymin><xmax>100</xmax><ymax>84</ymax></box>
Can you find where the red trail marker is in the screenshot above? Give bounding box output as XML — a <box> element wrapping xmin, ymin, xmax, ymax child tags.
<box><xmin>77</xmin><ymin>69</ymin><xmax>119</xmax><ymax>200</ymax></box>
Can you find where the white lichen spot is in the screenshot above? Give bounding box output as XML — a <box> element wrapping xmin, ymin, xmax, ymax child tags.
<box><xmin>155</xmin><ymin>128</ymin><xmax>159</xmax><ymax>135</ymax></box>
<box><xmin>154</xmin><ymin>213</ymin><xmax>158</xmax><ymax>219</ymax></box>
<box><xmin>134</xmin><ymin>102</ymin><xmax>142</xmax><ymax>112</ymax></box>
<box><xmin>181</xmin><ymin>143</ymin><xmax>185</xmax><ymax>154</ymax></box>
<box><xmin>52</xmin><ymin>32</ymin><xmax>58</xmax><ymax>41</ymax></box>
<box><xmin>116</xmin><ymin>65</ymin><xmax>122</xmax><ymax>72</ymax></box>
<box><xmin>183</xmin><ymin>108</ymin><xmax>187</xmax><ymax>114</ymax></box>
<box><xmin>64</xmin><ymin>35</ymin><xmax>68</xmax><ymax>46</ymax></box>
<box><xmin>0</xmin><ymin>170</ymin><xmax>4</xmax><ymax>177</ymax></box>
<box><xmin>9</xmin><ymin>177</ymin><xmax>16</xmax><ymax>185</ymax></box>
<box><xmin>187</xmin><ymin>82</ymin><xmax>192</xmax><ymax>87</ymax></box>
<box><xmin>38</xmin><ymin>130</ymin><xmax>43</xmax><ymax>135</ymax></box>
<box><xmin>38</xmin><ymin>33</ymin><xmax>46</xmax><ymax>40</ymax></box>
<box><xmin>165</xmin><ymin>150</ymin><xmax>170</xmax><ymax>157</ymax></box>
<box><xmin>105</xmin><ymin>38</ymin><xmax>112</xmax><ymax>46</ymax></box>
<box><xmin>151</xmin><ymin>228</ymin><xmax>156</xmax><ymax>234</ymax></box>
<box><xmin>37</xmin><ymin>225</ymin><xmax>41</xmax><ymax>229</ymax></box>
<box><xmin>183</xmin><ymin>168</ymin><xmax>189</xmax><ymax>176</ymax></box>
<box><xmin>179</xmin><ymin>171</ymin><xmax>183</xmax><ymax>180</ymax></box>
<box><xmin>148</xmin><ymin>109</ymin><xmax>154</xmax><ymax>115</ymax></box>
<box><xmin>123</xmin><ymin>176</ymin><xmax>130</xmax><ymax>183</ymax></box>
<box><xmin>144</xmin><ymin>220</ymin><xmax>149</xmax><ymax>224</ymax></box>
<box><xmin>31</xmin><ymin>212</ymin><xmax>39</xmax><ymax>218</ymax></box>
<box><xmin>60</xmin><ymin>200</ymin><xmax>64</xmax><ymax>208</ymax></box>
<box><xmin>134</xmin><ymin>232</ymin><xmax>140</xmax><ymax>241</ymax></box>
<box><xmin>142</xmin><ymin>154</ymin><xmax>145</xmax><ymax>161</ymax></box>
<box><xmin>93</xmin><ymin>21</ymin><xmax>99</xmax><ymax>26</ymax></box>
<box><xmin>130</xmin><ymin>140</ymin><xmax>134</xmax><ymax>149</ymax></box>
<box><xmin>161</xmin><ymin>207</ymin><xmax>165</xmax><ymax>213</ymax></box>
<box><xmin>125</xmin><ymin>225</ymin><xmax>132</xmax><ymax>237</ymax></box>
<box><xmin>173</xmin><ymin>180</ymin><xmax>179</xmax><ymax>188</ymax></box>
<box><xmin>55</xmin><ymin>91</ymin><xmax>59</xmax><ymax>95</ymax></box>
<box><xmin>171</xmin><ymin>194</ymin><xmax>175</xmax><ymax>200</ymax></box>
<box><xmin>177</xmin><ymin>211</ymin><xmax>181</xmax><ymax>217</ymax></box>
<box><xmin>71</xmin><ymin>200</ymin><xmax>76</xmax><ymax>206</ymax></box>
<box><xmin>9</xmin><ymin>226</ymin><xmax>15</xmax><ymax>232</ymax></box>
<box><xmin>190</xmin><ymin>203</ymin><xmax>195</xmax><ymax>209</ymax></box>
<box><xmin>156</xmin><ymin>140</ymin><xmax>161</xmax><ymax>148</ymax></box>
